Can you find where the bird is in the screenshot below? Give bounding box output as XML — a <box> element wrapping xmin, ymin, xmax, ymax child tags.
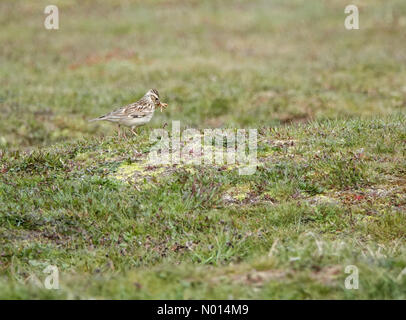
<box><xmin>89</xmin><ymin>89</ymin><xmax>168</xmax><ymax>137</ymax></box>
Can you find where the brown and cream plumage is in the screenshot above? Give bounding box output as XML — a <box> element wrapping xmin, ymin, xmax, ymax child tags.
<box><xmin>89</xmin><ymin>89</ymin><xmax>167</xmax><ymax>136</ymax></box>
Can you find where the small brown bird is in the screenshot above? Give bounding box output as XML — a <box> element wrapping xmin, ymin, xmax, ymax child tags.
<box><xmin>89</xmin><ymin>89</ymin><xmax>168</xmax><ymax>137</ymax></box>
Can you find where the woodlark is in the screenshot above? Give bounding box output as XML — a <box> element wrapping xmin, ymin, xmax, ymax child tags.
<box><xmin>89</xmin><ymin>89</ymin><xmax>168</xmax><ymax>137</ymax></box>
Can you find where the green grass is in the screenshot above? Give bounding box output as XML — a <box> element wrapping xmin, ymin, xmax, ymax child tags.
<box><xmin>1</xmin><ymin>0</ymin><xmax>406</xmax><ymax>299</ymax></box>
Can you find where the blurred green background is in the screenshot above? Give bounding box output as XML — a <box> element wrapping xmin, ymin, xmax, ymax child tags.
<box><xmin>1</xmin><ymin>0</ymin><xmax>406</xmax><ymax>300</ymax></box>
<box><xmin>1</xmin><ymin>0</ymin><xmax>405</xmax><ymax>149</ymax></box>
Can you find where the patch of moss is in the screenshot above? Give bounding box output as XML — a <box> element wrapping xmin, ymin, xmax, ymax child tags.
<box><xmin>113</xmin><ymin>162</ymin><xmax>166</xmax><ymax>182</ymax></box>
<box><xmin>224</xmin><ymin>183</ymin><xmax>252</xmax><ymax>202</ymax></box>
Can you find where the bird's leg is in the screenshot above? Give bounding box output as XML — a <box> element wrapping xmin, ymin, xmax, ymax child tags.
<box><xmin>130</xmin><ymin>127</ymin><xmax>141</xmax><ymax>155</ymax></box>
<box><xmin>117</xmin><ymin>124</ymin><xmax>122</xmax><ymax>139</ymax></box>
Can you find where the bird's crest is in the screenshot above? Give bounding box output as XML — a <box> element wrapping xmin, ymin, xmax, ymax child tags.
<box><xmin>149</xmin><ymin>88</ymin><xmax>159</xmax><ymax>98</ymax></box>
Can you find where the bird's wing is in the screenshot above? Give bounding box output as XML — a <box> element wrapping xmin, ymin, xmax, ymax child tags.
<box><xmin>125</xmin><ymin>107</ymin><xmax>154</xmax><ymax>118</ymax></box>
<box><xmin>103</xmin><ymin>100</ymin><xmax>153</xmax><ymax>119</ymax></box>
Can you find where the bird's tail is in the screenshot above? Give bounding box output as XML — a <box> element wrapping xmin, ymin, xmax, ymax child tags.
<box><xmin>88</xmin><ymin>116</ymin><xmax>105</xmax><ymax>122</ymax></box>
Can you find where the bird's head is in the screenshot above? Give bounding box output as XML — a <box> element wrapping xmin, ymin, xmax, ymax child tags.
<box><xmin>146</xmin><ymin>88</ymin><xmax>168</xmax><ymax>112</ymax></box>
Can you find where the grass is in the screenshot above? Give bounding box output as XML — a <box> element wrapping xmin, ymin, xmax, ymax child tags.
<box><xmin>0</xmin><ymin>0</ymin><xmax>406</xmax><ymax>299</ymax></box>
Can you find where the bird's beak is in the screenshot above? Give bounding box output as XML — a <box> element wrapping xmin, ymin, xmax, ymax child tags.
<box><xmin>159</xmin><ymin>102</ymin><xmax>168</xmax><ymax>112</ymax></box>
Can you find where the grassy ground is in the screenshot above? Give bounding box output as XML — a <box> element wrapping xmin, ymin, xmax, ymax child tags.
<box><xmin>1</xmin><ymin>0</ymin><xmax>406</xmax><ymax>299</ymax></box>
